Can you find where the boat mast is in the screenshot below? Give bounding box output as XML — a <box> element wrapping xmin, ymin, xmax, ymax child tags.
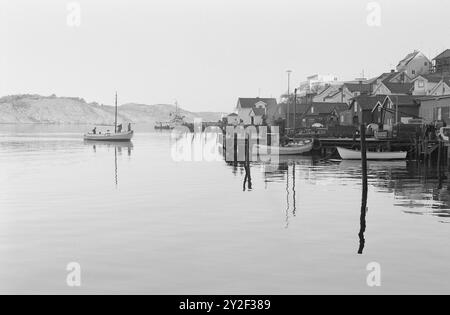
<box><xmin>115</xmin><ymin>92</ymin><xmax>118</xmax><ymax>133</ymax></box>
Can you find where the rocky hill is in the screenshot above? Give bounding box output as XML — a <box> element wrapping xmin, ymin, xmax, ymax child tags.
<box><xmin>0</xmin><ymin>94</ymin><xmax>224</xmax><ymax>125</ymax></box>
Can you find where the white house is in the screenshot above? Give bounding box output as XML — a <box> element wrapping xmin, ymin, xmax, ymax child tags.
<box><xmin>236</xmin><ymin>98</ymin><xmax>277</xmax><ymax>125</ymax></box>
<box><xmin>412</xmin><ymin>74</ymin><xmax>450</xmax><ymax>96</ymax></box>
<box><xmin>226</xmin><ymin>113</ymin><xmax>240</xmax><ymax>125</ymax></box>
<box><xmin>396</xmin><ymin>50</ymin><xmax>432</xmax><ymax>78</ymax></box>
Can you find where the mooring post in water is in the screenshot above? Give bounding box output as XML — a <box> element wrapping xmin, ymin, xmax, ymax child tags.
<box><xmin>358</xmin><ymin>123</ymin><xmax>368</xmax><ymax>254</ymax></box>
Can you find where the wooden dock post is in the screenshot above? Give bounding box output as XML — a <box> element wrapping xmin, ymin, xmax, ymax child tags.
<box><xmin>358</xmin><ymin>124</ymin><xmax>368</xmax><ymax>255</ymax></box>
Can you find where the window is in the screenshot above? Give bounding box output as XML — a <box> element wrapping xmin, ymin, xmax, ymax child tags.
<box><xmin>311</xmin><ymin>107</ymin><xmax>314</xmax><ymax>114</ymax></box>
<box><xmin>438</xmin><ymin>107</ymin><xmax>442</xmax><ymax>120</ymax></box>
<box><xmin>341</xmin><ymin>115</ymin><xmax>344</xmax><ymax>123</ymax></box>
<box><xmin>412</xmin><ymin>70</ymin><xmax>416</xmax><ymax>75</ymax></box>
<box><xmin>354</xmin><ymin>104</ymin><xmax>358</xmax><ymax>113</ymax></box>
<box><xmin>418</xmin><ymin>80</ymin><xmax>425</xmax><ymax>88</ymax></box>
<box><xmin>425</xmin><ymin>62</ymin><xmax>428</xmax><ymax>66</ymax></box>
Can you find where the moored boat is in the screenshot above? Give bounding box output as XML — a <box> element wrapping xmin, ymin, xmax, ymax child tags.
<box><xmin>337</xmin><ymin>147</ymin><xmax>407</xmax><ymax>160</ymax></box>
<box><xmin>258</xmin><ymin>140</ymin><xmax>313</xmax><ymax>155</ymax></box>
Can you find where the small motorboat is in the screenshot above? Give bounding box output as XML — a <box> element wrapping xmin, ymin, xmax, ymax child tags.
<box><xmin>337</xmin><ymin>147</ymin><xmax>407</xmax><ymax>160</ymax></box>
<box><xmin>258</xmin><ymin>140</ymin><xmax>313</xmax><ymax>156</ymax></box>
<box><xmin>84</xmin><ymin>130</ymin><xmax>133</xmax><ymax>141</ymax></box>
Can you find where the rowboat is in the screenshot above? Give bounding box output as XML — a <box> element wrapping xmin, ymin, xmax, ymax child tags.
<box><xmin>84</xmin><ymin>131</ymin><xmax>134</xmax><ymax>141</ymax></box>
<box><xmin>258</xmin><ymin>140</ymin><xmax>313</xmax><ymax>155</ymax></box>
<box><xmin>337</xmin><ymin>147</ymin><xmax>407</xmax><ymax>160</ymax></box>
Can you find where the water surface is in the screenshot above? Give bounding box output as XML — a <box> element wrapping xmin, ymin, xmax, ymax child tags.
<box><xmin>0</xmin><ymin>125</ymin><xmax>449</xmax><ymax>294</ymax></box>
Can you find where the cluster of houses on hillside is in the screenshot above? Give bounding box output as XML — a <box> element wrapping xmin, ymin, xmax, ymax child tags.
<box><xmin>224</xmin><ymin>49</ymin><xmax>450</xmax><ymax>131</ymax></box>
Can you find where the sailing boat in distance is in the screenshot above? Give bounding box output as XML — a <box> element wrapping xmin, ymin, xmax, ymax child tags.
<box><xmin>84</xmin><ymin>92</ymin><xmax>134</xmax><ymax>142</ymax></box>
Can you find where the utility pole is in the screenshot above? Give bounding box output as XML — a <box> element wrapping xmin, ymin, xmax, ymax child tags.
<box><xmin>286</xmin><ymin>70</ymin><xmax>292</xmax><ymax>129</ymax></box>
<box><xmin>294</xmin><ymin>88</ymin><xmax>297</xmax><ymax>131</ymax></box>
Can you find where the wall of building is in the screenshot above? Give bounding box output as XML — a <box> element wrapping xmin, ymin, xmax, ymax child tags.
<box><xmin>237</xmin><ymin>108</ymin><xmax>252</xmax><ymax>125</ymax></box>
<box><xmin>419</xmin><ymin>98</ymin><xmax>450</xmax><ymax>123</ymax></box>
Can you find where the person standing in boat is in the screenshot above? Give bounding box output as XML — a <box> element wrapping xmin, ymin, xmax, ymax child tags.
<box><xmin>117</xmin><ymin>124</ymin><xmax>123</xmax><ymax>133</ymax></box>
<box><xmin>92</xmin><ymin>127</ymin><xmax>97</xmax><ymax>135</ymax></box>
<box><xmin>128</xmin><ymin>123</ymin><xmax>132</xmax><ymax>132</ymax></box>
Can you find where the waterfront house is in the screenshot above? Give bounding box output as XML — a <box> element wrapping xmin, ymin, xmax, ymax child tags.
<box><xmin>235</xmin><ymin>97</ymin><xmax>277</xmax><ymax>125</ymax></box>
<box><xmin>396</xmin><ymin>50</ymin><xmax>432</xmax><ymax>78</ymax></box>
<box><xmin>289</xmin><ymin>102</ymin><xmax>349</xmax><ymax>128</ymax></box>
<box><xmin>371</xmin><ymin>95</ymin><xmax>420</xmax><ymax>127</ymax></box>
<box><xmin>433</xmin><ymin>49</ymin><xmax>450</xmax><ymax>74</ymax></box>
<box><xmin>249</xmin><ymin>107</ymin><xmax>266</xmax><ymax>126</ymax></box>
<box><xmin>417</xmin><ymin>95</ymin><xmax>450</xmax><ymax>124</ymax></box>
<box><xmin>341</xmin><ymin>95</ymin><xmax>387</xmax><ymax>126</ymax></box>
<box><xmin>226</xmin><ymin>113</ymin><xmax>240</xmax><ymax>125</ymax></box>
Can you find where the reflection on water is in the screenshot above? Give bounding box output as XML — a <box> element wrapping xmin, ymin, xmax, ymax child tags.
<box><xmin>84</xmin><ymin>141</ymin><xmax>134</xmax><ymax>188</ymax></box>
<box><xmin>1</xmin><ymin>126</ymin><xmax>449</xmax><ymax>294</ymax></box>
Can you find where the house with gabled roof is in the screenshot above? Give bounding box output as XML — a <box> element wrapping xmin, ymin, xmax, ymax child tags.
<box><xmin>412</xmin><ymin>73</ymin><xmax>450</xmax><ymax>96</ymax></box>
<box><xmin>417</xmin><ymin>95</ymin><xmax>450</xmax><ymax>124</ymax></box>
<box><xmin>396</xmin><ymin>50</ymin><xmax>432</xmax><ymax>78</ymax></box>
<box><xmin>289</xmin><ymin>102</ymin><xmax>349</xmax><ymax>128</ymax></box>
<box><xmin>226</xmin><ymin>113</ymin><xmax>240</xmax><ymax>126</ymax></box>
<box><xmin>371</xmin><ymin>95</ymin><xmax>420</xmax><ymax>127</ymax></box>
<box><xmin>235</xmin><ymin>97</ymin><xmax>278</xmax><ymax>125</ymax></box>
<box><xmin>372</xmin><ymin>81</ymin><xmax>414</xmax><ymax>95</ymax></box>
<box><xmin>340</xmin><ymin>95</ymin><xmax>387</xmax><ymax>126</ymax></box>
<box><xmin>433</xmin><ymin>49</ymin><xmax>450</xmax><ymax>74</ymax></box>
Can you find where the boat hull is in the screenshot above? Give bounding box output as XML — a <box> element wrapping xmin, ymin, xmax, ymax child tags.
<box><xmin>257</xmin><ymin>141</ymin><xmax>313</xmax><ymax>155</ymax></box>
<box><xmin>337</xmin><ymin>147</ymin><xmax>407</xmax><ymax>160</ymax></box>
<box><xmin>83</xmin><ymin>131</ymin><xmax>134</xmax><ymax>142</ymax></box>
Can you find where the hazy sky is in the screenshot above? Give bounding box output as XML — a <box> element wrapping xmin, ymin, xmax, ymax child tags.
<box><xmin>1</xmin><ymin>0</ymin><xmax>450</xmax><ymax>112</ymax></box>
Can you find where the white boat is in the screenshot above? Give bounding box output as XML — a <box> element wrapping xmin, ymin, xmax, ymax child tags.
<box><xmin>337</xmin><ymin>147</ymin><xmax>407</xmax><ymax>160</ymax></box>
<box><xmin>84</xmin><ymin>131</ymin><xmax>134</xmax><ymax>141</ymax></box>
<box><xmin>84</xmin><ymin>92</ymin><xmax>133</xmax><ymax>142</ymax></box>
<box><xmin>258</xmin><ymin>140</ymin><xmax>313</xmax><ymax>155</ymax></box>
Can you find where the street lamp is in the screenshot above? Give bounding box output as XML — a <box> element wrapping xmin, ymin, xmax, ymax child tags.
<box><xmin>286</xmin><ymin>70</ymin><xmax>292</xmax><ymax>129</ymax></box>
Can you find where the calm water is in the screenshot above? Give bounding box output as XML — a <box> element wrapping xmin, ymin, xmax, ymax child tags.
<box><xmin>0</xmin><ymin>125</ymin><xmax>449</xmax><ymax>294</ymax></box>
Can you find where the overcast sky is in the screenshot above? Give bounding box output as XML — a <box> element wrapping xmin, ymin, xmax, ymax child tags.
<box><xmin>1</xmin><ymin>0</ymin><xmax>450</xmax><ymax>112</ymax></box>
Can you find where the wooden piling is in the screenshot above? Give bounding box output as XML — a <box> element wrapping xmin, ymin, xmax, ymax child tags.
<box><xmin>358</xmin><ymin>124</ymin><xmax>368</xmax><ymax>255</ymax></box>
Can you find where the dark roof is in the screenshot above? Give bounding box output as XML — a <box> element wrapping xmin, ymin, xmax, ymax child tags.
<box><xmin>384</xmin><ymin>82</ymin><xmax>414</xmax><ymax>94</ymax></box>
<box><xmin>251</xmin><ymin>108</ymin><xmax>266</xmax><ymax>116</ymax></box>
<box><xmin>434</xmin><ymin>49</ymin><xmax>450</xmax><ymax>60</ymax></box>
<box><xmin>367</xmin><ymin>71</ymin><xmax>409</xmax><ymax>85</ymax></box>
<box><xmin>294</xmin><ymin>102</ymin><xmax>348</xmax><ymax>115</ymax></box>
<box><xmin>416</xmin><ymin>95</ymin><xmax>450</xmax><ymax>102</ymax></box>
<box><xmin>419</xmin><ymin>74</ymin><xmax>450</xmax><ymax>85</ymax></box>
<box><xmin>397</xmin><ymin>51</ymin><xmax>419</xmax><ymax>67</ymax></box>
<box><xmin>237</xmin><ymin>98</ymin><xmax>277</xmax><ymax>109</ymax></box>
<box><xmin>228</xmin><ymin>113</ymin><xmax>238</xmax><ymax>117</ymax></box>
<box><xmin>385</xmin><ymin>95</ymin><xmax>419</xmax><ymax>106</ymax></box>
<box><xmin>351</xmin><ymin>95</ymin><xmax>387</xmax><ymax>110</ymax></box>
<box><xmin>344</xmin><ymin>83</ymin><xmax>372</xmax><ymax>93</ymax></box>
